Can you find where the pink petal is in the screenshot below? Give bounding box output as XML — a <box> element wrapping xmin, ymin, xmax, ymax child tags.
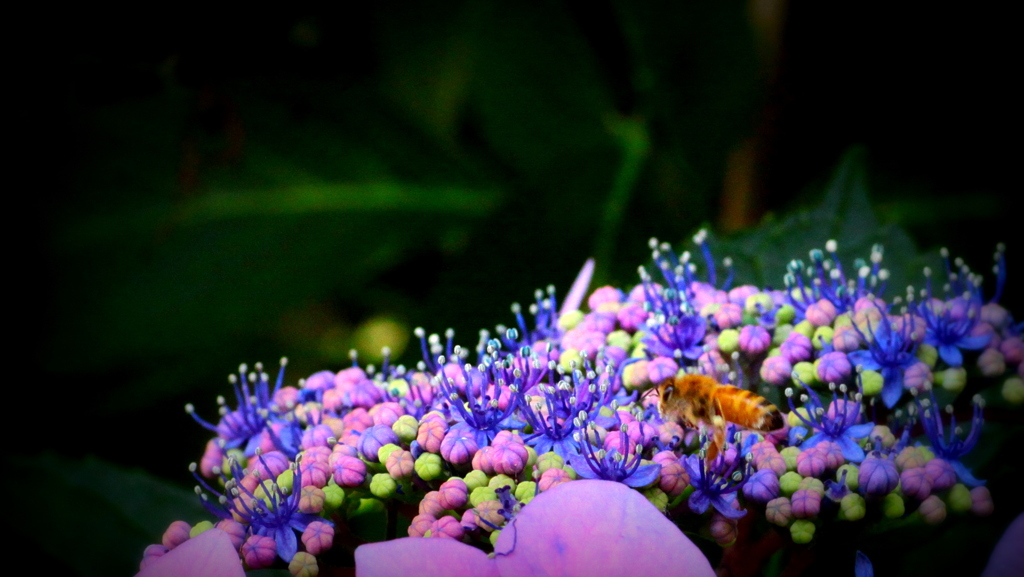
<box><xmin>136</xmin><ymin>528</ymin><xmax>243</xmax><ymax>577</ymax></box>
<box><xmin>355</xmin><ymin>537</ymin><xmax>499</xmax><ymax>577</ymax></box>
<box><xmin>983</xmin><ymin>512</ymin><xmax>1024</xmax><ymax>577</ymax></box>
<box><xmin>493</xmin><ymin>480</ymin><xmax>715</xmax><ymax>577</ymax></box>
<box><xmin>561</xmin><ymin>259</ymin><xmax>596</xmax><ymax>316</ymax></box>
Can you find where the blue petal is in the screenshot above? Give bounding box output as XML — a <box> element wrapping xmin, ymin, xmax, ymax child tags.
<box><xmin>836</xmin><ymin>435</ymin><xmax>867</xmax><ymax>462</ymax></box>
<box><xmin>788</xmin><ymin>426</ymin><xmax>809</xmax><ymax>446</ymax></box>
<box><xmin>846</xmin><ymin>423</ymin><xmax>875</xmax><ymax>439</ymax></box>
<box><xmin>847</xmin><ymin>350</ymin><xmax>880</xmax><ymax>371</ymax></box>
<box><xmin>951</xmin><ymin>460</ymin><xmax>986</xmax><ymax>487</ymax></box>
<box><xmin>938</xmin><ymin>344</ymin><xmax>963</xmax><ymax>367</ymax></box>
<box><xmin>957</xmin><ymin>333</ymin><xmax>992</xmax><ymax>350</ymax></box>
<box><xmin>880</xmin><ymin>367</ymin><xmax>904</xmax><ymax>408</ymax></box>
<box><xmin>855</xmin><ymin>552</ymin><xmax>874</xmax><ymax>577</ymax></box>
<box><xmin>566</xmin><ymin>455</ymin><xmax>602</xmax><ymax>480</ymax></box>
<box><xmin>688</xmin><ymin>490</ymin><xmax>711</xmax><ymax>514</ymax></box>
<box><xmin>623</xmin><ymin>463</ymin><xmax>661</xmax><ymax>488</ymax></box>
<box><xmin>275</xmin><ymin>525</ymin><xmax>298</xmax><ymax>562</ymax></box>
<box><xmin>800</xmin><ymin>432</ymin><xmax>826</xmax><ymax>450</ymax></box>
<box><xmin>711</xmin><ymin>493</ymin><xmax>747</xmax><ymax>519</ymax></box>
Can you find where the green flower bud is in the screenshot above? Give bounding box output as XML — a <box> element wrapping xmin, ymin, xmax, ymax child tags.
<box><xmin>276</xmin><ymin>469</ymin><xmax>295</xmax><ymax>493</ymax></box>
<box><xmin>414</xmin><ymin>452</ymin><xmax>444</xmax><ymax>482</ymax></box>
<box><xmin>644</xmin><ymin>487</ymin><xmax>669</xmax><ymax>513</ymax></box>
<box><xmin>470</xmin><ymin>486</ymin><xmax>498</xmax><ymax>507</ymax></box>
<box><xmin>559</xmin><ymin>349</ymin><xmax>584</xmax><ymax>371</ymax></box>
<box><xmin>859</xmin><ymin>370</ymin><xmax>884</xmax><ymax>396</ymax></box>
<box><xmin>772</xmin><ymin>324</ymin><xmax>794</xmax><ymax>347</ymax></box>
<box><xmin>776</xmin><ymin>305</ymin><xmax>797</xmax><ymax>326</ymax></box>
<box><xmin>812</xmin><ymin>326</ymin><xmax>834</xmax><ymax>350</ymax></box>
<box><xmin>797</xmin><ymin>477</ymin><xmax>825</xmax><ymax>495</ymax></box>
<box><xmin>916</xmin><ymin>344</ymin><xmax>939</xmax><ymax>368</ymax></box>
<box><xmin>790</xmin><ymin>519</ymin><xmax>815</xmax><ymax>544</ymax></box>
<box><xmin>786</xmin><ymin>408</ymin><xmax>810</xmax><ymax>429</ymax></box>
<box><xmin>354</xmin><ymin>498</ymin><xmax>385</xmax><ymax>516</ymax></box>
<box><xmin>562</xmin><ymin>464</ymin><xmax>579</xmax><ymax>480</ymax></box>
<box><xmin>833</xmin><ymin>314</ymin><xmax>853</xmax><ymax>329</ymax></box>
<box><xmin>792</xmin><ymin>362</ymin><xmax>818</xmax><ymax>386</ymax></box>
<box><xmin>780</xmin><ymin>471</ymin><xmax>802</xmax><ymax>496</ymax></box>
<box><xmin>718</xmin><ymin>329</ymin><xmax>740</xmax><ymax>354</ymax></box>
<box><xmin>1003</xmin><ymin>376</ymin><xmax>1024</xmax><ymax>405</ymax></box>
<box><xmin>392</xmin><ymin>415</ymin><xmax>419</xmax><ymax>444</ymax></box>
<box><xmin>535</xmin><ymin>452</ymin><xmax>565</xmax><ymax>475</ymax></box>
<box><xmin>780</xmin><ymin>446</ymin><xmax>801</xmax><ymax>472</ymax></box>
<box><xmin>525</xmin><ymin>445</ymin><xmax>538</xmax><ymax>470</ymax></box>
<box><xmin>606</xmin><ymin>330</ymin><xmax>632</xmax><ymax>350</ymax></box>
<box><xmin>767</xmin><ymin>347</ymin><xmax>782</xmax><ymax>358</ymax></box>
<box><xmin>558</xmin><ymin>310</ymin><xmax>585</xmax><ymax>331</ymax></box>
<box><xmin>488</xmin><ymin>474</ymin><xmax>516</xmax><ymax>492</ymax></box>
<box><xmin>938</xmin><ymin>367</ymin><xmax>967</xmax><ymax>393</ymax></box>
<box><xmin>323</xmin><ymin>484</ymin><xmax>345</xmax><ymax>512</ymax></box>
<box><xmin>882</xmin><ymin>492</ymin><xmax>905</xmax><ymax>519</ymax></box>
<box><xmin>515</xmin><ymin>481</ymin><xmax>538</xmax><ymax>505</ymax></box>
<box><xmin>464</xmin><ymin>469</ymin><xmax>490</xmax><ymax>491</ymax></box>
<box><xmin>385</xmin><ymin>379</ymin><xmax>410</xmax><ymax>397</ymax></box>
<box><xmin>837</xmin><ymin>464</ymin><xmax>859</xmax><ymax>492</ymax></box>
<box><xmin>870</xmin><ymin>425</ymin><xmax>895</xmax><ymax>448</ymax></box>
<box><xmin>378</xmin><ymin>443</ymin><xmax>401</xmax><ymax>465</ymax></box>
<box><xmin>917</xmin><ymin>446</ymin><xmax>935</xmax><ymax>462</ymax></box>
<box><xmin>369</xmin><ymin>473</ymin><xmax>398</xmax><ymax>499</ymax></box>
<box><xmin>838</xmin><ymin>493</ymin><xmax>866</xmax><ymax>521</ymax></box>
<box><xmin>793</xmin><ymin>320</ymin><xmax>815</xmax><ymax>339</ymax></box>
<box><xmin>947</xmin><ymin>483</ymin><xmax>972</xmax><ymax>513</ymax></box>
<box><xmin>189</xmin><ymin>520</ymin><xmax>214</xmax><ymax>537</ymax></box>
<box><xmin>489</xmin><ymin>528</ymin><xmax>502</xmax><ymax>548</ymax></box>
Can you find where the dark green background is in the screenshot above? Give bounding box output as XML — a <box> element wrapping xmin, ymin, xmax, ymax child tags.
<box><xmin>21</xmin><ymin>2</ymin><xmax>1019</xmax><ymax>575</ymax></box>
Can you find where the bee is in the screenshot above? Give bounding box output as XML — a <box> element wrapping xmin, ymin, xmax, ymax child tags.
<box><xmin>656</xmin><ymin>373</ymin><xmax>784</xmax><ymax>461</ymax></box>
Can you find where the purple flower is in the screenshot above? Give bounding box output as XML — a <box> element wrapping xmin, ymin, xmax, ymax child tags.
<box><xmin>849</xmin><ymin>307</ymin><xmax>919</xmax><ymax>408</ymax></box>
<box><xmin>915</xmin><ymin>391</ymin><xmax>986</xmax><ymax>486</ymax></box>
<box><xmin>742</xmin><ymin>469</ymin><xmax>780</xmax><ymax>503</ymax></box>
<box><xmin>785</xmin><ymin>382</ymin><xmax>873</xmax><ymax>462</ymax></box>
<box><xmin>354</xmin><ymin>480</ymin><xmax>716</xmax><ymax>577</ymax></box>
<box><xmin>136</xmin><ymin>528</ymin><xmax>244</xmax><ymax>577</ymax></box>
<box><xmin>916</xmin><ymin>296</ymin><xmax>991</xmax><ymax>367</ymax></box>
<box><xmin>858</xmin><ymin>452</ymin><xmax>899</xmax><ymax>497</ymax></box>
<box><xmin>567</xmin><ymin>424</ymin><xmax>660</xmax><ymax>488</ymax></box>
<box><xmin>682</xmin><ymin>452</ymin><xmax>748</xmax><ymax>519</ymax></box>
<box><xmin>784</xmin><ymin>242</ymin><xmax>888</xmax><ymax>318</ymax></box>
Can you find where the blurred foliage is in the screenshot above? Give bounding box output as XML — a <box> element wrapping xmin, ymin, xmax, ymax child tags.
<box><xmin>23</xmin><ymin>1</ymin><xmax>1017</xmax><ymax>576</ymax></box>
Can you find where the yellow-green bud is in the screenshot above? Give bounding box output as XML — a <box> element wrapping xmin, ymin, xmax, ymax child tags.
<box><xmin>787</xmin><ymin>408</ymin><xmax>812</xmax><ymax>429</ymax></box>
<box><xmin>525</xmin><ymin>445</ymin><xmax>538</xmax><ymax>470</ymax></box>
<box><xmin>882</xmin><ymin>492</ymin><xmax>905</xmax><ymax>519</ymax></box>
<box><xmin>488</xmin><ymin>474</ymin><xmax>516</xmax><ymax>492</ymax></box>
<box><xmin>790</xmin><ymin>519</ymin><xmax>815</xmax><ymax>544</ymax></box>
<box><xmin>354</xmin><ymin>498</ymin><xmax>385</xmax><ymax>516</ymax></box>
<box><xmin>392</xmin><ymin>415</ymin><xmax>419</xmax><ymax>444</ymax></box>
<box><xmin>947</xmin><ymin>483</ymin><xmax>972</xmax><ymax>513</ymax></box>
<box><xmin>838</xmin><ymin>493</ymin><xmax>866</xmax><ymax>521</ymax></box>
<box><xmin>798</xmin><ymin>477</ymin><xmax>825</xmax><ymax>495</ymax></box>
<box><xmin>780</xmin><ymin>471</ymin><xmax>802</xmax><ymax>496</ymax></box>
<box><xmin>773</xmin><ymin>324</ymin><xmax>794</xmax><ymax>346</ymax></box>
<box><xmin>562</xmin><ymin>465</ymin><xmax>579</xmax><ymax>480</ymax></box>
<box><xmin>776</xmin><ymin>305</ymin><xmax>797</xmax><ymax>326</ymax></box>
<box><xmin>793</xmin><ymin>320</ymin><xmax>815</xmax><ymax>339</ymax></box>
<box><xmin>378</xmin><ymin>443</ymin><xmax>401</xmax><ymax>465</ymax></box>
<box><xmin>515</xmin><ymin>481</ymin><xmax>538</xmax><ymax>505</ymax></box>
<box><xmin>644</xmin><ymin>487</ymin><xmax>669</xmax><ymax>513</ymax></box>
<box><xmin>606</xmin><ymin>330</ymin><xmax>632</xmax><ymax>350</ymax></box>
<box><xmin>559</xmin><ymin>349</ymin><xmax>584</xmax><ymax>371</ymax></box>
<box><xmin>745</xmin><ymin>293</ymin><xmax>775</xmax><ymax>316</ymax></box>
<box><xmin>812</xmin><ymin>326</ymin><xmax>834</xmax><ymax>350</ymax></box>
<box><xmin>414</xmin><ymin>453</ymin><xmax>444</xmax><ymax>481</ymax></box>
<box><xmin>1003</xmin><ymin>376</ymin><xmax>1024</xmax><ymax>405</ymax></box>
<box><xmin>323</xmin><ymin>484</ymin><xmax>345</xmax><ymax>512</ymax></box>
<box><xmin>718</xmin><ymin>329</ymin><xmax>740</xmax><ymax>354</ymax></box>
<box><xmin>767</xmin><ymin>347</ymin><xmax>782</xmax><ymax>358</ymax></box>
<box><xmin>535</xmin><ymin>452</ymin><xmax>565</xmax><ymax>475</ymax></box>
<box><xmin>276</xmin><ymin>469</ymin><xmax>295</xmax><ymax>493</ymax></box>
<box><xmin>386</xmin><ymin>378</ymin><xmax>410</xmax><ymax>397</ymax></box>
<box><xmin>780</xmin><ymin>446</ymin><xmax>801</xmax><ymax>472</ymax></box>
<box><xmin>837</xmin><ymin>464</ymin><xmax>859</xmax><ymax>492</ymax></box>
<box><xmin>369</xmin><ymin>473</ymin><xmax>398</xmax><ymax>499</ymax></box>
<box><xmin>470</xmin><ymin>486</ymin><xmax>498</xmax><ymax>507</ymax></box>
<box><xmin>558</xmin><ymin>310</ymin><xmax>585</xmax><ymax>331</ymax></box>
<box><xmin>189</xmin><ymin>520</ymin><xmax>214</xmax><ymax>537</ymax></box>
<box><xmin>792</xmin><ymin>362</ymin><xmax>817</xmax><ymax>386</ymax></box>
<box><xmin>833</xmin><ymin>314</ymin><xmax>853</xmax><ymax>329</ymax></box>
<box><xmin>489</xmin><ymin>529</ymin><xmax>502</xmax><ymax>547</ymax></box>
<box><xmin>938</xmin><ymin>367</ymin><xmax>967</xmax><ymax>393</ymax></box>
<box><xmin>464</xmin><ymin>470</ymin><xmax>489</xmax><ymax>491</ymax></box>
<box><xmin>859</xmin><ymin>370</ymin><xmax>884</xmax><ymax>396</ymax></box>
<box><xmin>916</xmin><ymin>344</ymin><xmax>938</xmax><ymax>368</ymax></box>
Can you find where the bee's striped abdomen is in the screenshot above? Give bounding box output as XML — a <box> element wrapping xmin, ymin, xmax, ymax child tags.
<box><xmin>714</xmin><ymin>386</ymin><xmax>784</xmax><ymax>432</ymax></box>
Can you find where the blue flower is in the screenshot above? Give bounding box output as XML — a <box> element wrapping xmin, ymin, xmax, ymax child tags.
<box><xmin>848</xmin><ymin>307</ymin><xmax>919</xmax><ymax>408</ymax></box>
<box><xmin>785</xmin><ymin>381</ymin><xmax>873</xmax><ymax>462</ymax></box>
<box><xmin>567</xmin><ymin>424</ymin><xmax>660</xmax><ymax>487</ymax></box>
<box><xmin>185</xmin><ymin>360</ymin><xmax>287</xmax><ymax>457</ymax></box>
<box><xmin>519</xmin><ymin>363</ymin><xmax>611</xmax><ymax>459</ymax></box>
<box><xmin>916</xmin><ymin>296</ymin><xmax>991</xmax><ymax>368</ymax></box>
<box><xmin>915</xmin><ymin>391</ymin><xmax>986</xmax><ymax>486</ymax></box>
<box><xmin>682</xmin><ymin>450</ymin><xmax>748</xmax><ymax>519</ymax></box>
<box><xmin>784</xmin><ymin>241</ymin><xmax>888</xmax><ymax>318</ymax></box>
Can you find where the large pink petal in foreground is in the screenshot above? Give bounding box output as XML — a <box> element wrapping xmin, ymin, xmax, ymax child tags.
<box><xmin>493</xmin><ymin>480</ymin><xmax>715</xmax><ymax>577</ymax></box>
<box><xmin>982</xmin><ymin>512</ymin><xmax>1024</xmax><ymax>577</ymax></box>
<box><xmin>355</xmin><ymin>536</ymin><xmax>500</xmax><ymax>577</ymax></box>
<box><xmin>136</xmin><ymin>528</ymin><xmax>244</xmax><ymax>577</ymax></box>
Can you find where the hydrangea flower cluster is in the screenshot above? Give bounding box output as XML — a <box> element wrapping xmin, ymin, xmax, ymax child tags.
<box><xmin>140</xmin><ymin>235</ymin><xmax>1021</xmax><ymax>575</ymax></box>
